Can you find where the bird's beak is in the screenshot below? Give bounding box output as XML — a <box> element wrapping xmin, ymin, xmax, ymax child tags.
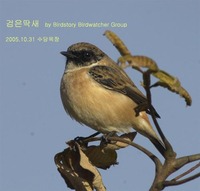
<box><xmin>60</xmin><ymin>51</ymin><xmax>75</xmax><ymax>60</ymax></box>
<box><xmin>60</xmin><ymin>51</ymin><xmax>68</xmax><ymax>57</ymax></box>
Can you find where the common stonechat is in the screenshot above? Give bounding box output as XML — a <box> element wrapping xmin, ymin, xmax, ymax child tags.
<box><xmin>60</xmin><ymin>42</ymin><xmax>165</xmax><ymax>154</ymax></box>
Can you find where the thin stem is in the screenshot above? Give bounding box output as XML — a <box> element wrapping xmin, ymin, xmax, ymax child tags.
<box><xmin>172</xmin><ymin>162</ymin><xmax>200</xmax><ymax>181</ymax></box>
<box><xmin>164</xmin><ymin>172</ymin><xmax>200</xmax><ymax>187</ymax></box>
<box><xmin>107</xmin><ymin>136</ymin><xmax>162</xmax><ymax>168</ymax></box>
<box><xmin>143</xmin><ymin>71</ymin><xmax>176</xmax><ymax>158</ymax></box>
<box><xmin>78</xmin><ymin>134</ymin><xmax>162</xmax><ymax>168</ymax></box>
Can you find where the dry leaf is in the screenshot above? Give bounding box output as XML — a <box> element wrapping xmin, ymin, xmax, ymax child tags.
<box><xmin>104</xmin><ymin>30</ymin><xmax>131</xmax><ymax>56</ymax></box>
<box><xmin>152</xmin><ymin>70</ymin><xmax>192</xmax><ymax>106</ymax></box>
<box><xmin>83</xmin><ymin>146</ymin><xmax>117</xmax><ymax>170</ymax></box>
<box><xmin>104</xmin><ymin>30</ymin><xmax>192</xmax><ymax>106</ymax></box>
<box><xmin>55</xmin><ymin>142</ymin><xmax>106</xmax><ymax>191</ymax></box>
<box><xmin>55</xmin><ymin>150</ymin><xmax>92</xmax><ymax>191</ymax></box>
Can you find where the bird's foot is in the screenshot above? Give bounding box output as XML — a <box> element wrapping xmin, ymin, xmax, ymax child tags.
<box><xmin>101</xmin><ymin>132</ymin><xmax>118</xmax><ymax>146</ymax></box>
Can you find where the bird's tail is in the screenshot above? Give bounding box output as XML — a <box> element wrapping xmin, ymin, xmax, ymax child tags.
<box><xmin>148</xmin><ymin>136</ymin><xmax>166</xmax><ymax>157</ymax></box>
<box><xmin>134</xmin><ymin>112</ymin><xmax>166</xmax><ymax>157</ymax></box>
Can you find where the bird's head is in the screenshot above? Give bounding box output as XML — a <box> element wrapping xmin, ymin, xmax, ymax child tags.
<box><xmin>61</xmin><ymin>42</ymin><xmax>106</xmax><ymax>69</ymax></box>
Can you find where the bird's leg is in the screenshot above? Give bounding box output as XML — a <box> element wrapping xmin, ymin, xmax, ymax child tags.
<box><xmin>74</xmin><ymin>131</ymin><xmax>101</xmax><ymax>144</ymax></box>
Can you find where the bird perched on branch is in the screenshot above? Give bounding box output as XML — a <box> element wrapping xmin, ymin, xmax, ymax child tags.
<box><xmin>60</xmin><ymin>42</ymin><xmax>165</xmax><ymax>155</ymax></box>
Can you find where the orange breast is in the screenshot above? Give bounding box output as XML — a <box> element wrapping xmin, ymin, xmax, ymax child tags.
<box><xmin>60</xmin><ymin>67</ymin><xmax>138</xmax><ymax>133</ymax></box>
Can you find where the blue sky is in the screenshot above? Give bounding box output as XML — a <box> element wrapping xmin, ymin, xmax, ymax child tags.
<box><xmin>1</xmin><ymin>0</ymin><xmax>200</xmax><ymax>190</ymax></box>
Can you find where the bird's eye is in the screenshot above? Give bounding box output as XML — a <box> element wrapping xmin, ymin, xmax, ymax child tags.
<box><xmin>83</xmin><ymin>51</ymin><xmax>92</xmax><ymax>59</ymax></box>
<box><xmin>76</xmin><ymin>50</ymin><xmax>97</xmax><ymax>64</ymax></box>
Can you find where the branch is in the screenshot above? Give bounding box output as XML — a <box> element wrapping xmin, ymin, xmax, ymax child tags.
<box><xmin>77</xmin><ymin>134</ymin><xmax>162</xmax><ymax>169</ymax></box>
<box><xmin>107</xmin><ymin>136</ymin><xmax>162</xmax><ymax>168</ymax></box>
<box><xmin>175</xmin><ymin>154</ymin><xmax>200</xmax><ymax>169</ymax></box>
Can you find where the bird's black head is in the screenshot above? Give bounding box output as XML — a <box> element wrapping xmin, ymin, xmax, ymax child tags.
<box><xmin>60</xmin><ymin>42</ymin><xmax>105</xmax><ymax>67</ymax></box>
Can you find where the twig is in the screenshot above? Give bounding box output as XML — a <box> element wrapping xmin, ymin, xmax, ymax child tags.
<box><xmin>164</xmin><ymin>172</ymin><xmax>200</xmax><ymax>187</ymax></box>
<box><xmin>107</xmin><ymin>136</ymin><xmax>162</xmax><ymax>169</ymax></box>
<box><xmin>172</xmin><ymin>162</ymin><xmax>200</xmax><ymax>181</ymax></box>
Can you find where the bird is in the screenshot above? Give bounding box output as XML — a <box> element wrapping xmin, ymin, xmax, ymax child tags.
<box><xmin>60</xmin><ymin>42</ymin><xmax>165</xmax><ymax>156</ymax></box>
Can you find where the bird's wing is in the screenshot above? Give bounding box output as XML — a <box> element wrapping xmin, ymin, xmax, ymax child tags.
<box><xmin>88</xmin><ymin>65</ymin><xmax>160</xmax><ymax>118</ymax></box>
<box><xmin>89</xmin><ymin>65</ymin><xmax>147</xmax><ymax>104</ymax></box>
